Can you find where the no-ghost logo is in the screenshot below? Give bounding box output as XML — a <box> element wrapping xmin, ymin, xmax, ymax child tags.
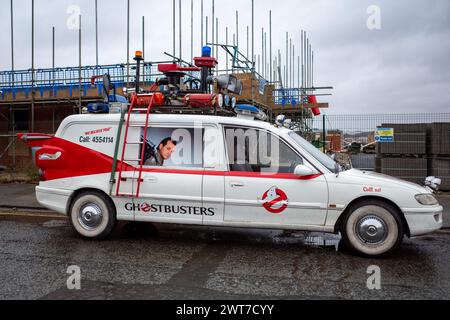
<box><xmin>259</xmin><ymin>186</ymin><xmax>289</xmax><ymax>214</ymax></box>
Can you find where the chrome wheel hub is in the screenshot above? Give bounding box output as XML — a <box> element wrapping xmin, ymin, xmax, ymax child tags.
<box><xmin>78</xmin><ymin>203</ymin><xmax>103</xmax><ymax>231</ymax></box>
<box><xmin>356</xmin><ymin>215</ymin><xmax>388</xmax><ymax>244</ymax></box>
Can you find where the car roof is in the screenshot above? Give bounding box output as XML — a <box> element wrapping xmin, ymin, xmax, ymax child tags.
<box><xmin>60</xmin><ymin>113</ymin><xmax>278</xmax><ymax>131</ymax></box>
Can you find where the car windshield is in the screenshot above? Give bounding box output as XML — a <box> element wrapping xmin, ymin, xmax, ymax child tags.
<box><xmin>288</xmin><ymin>131</ymin><xmax>339</xmax><ymax>172</ymax></box>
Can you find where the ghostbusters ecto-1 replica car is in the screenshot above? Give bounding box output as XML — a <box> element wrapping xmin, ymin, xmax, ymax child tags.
<box><xmin>19</xmin><ymin>48</ymin><xmax>443</xmax><ymax>257</ymax></box>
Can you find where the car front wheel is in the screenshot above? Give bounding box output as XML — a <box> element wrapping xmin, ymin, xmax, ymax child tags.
<box><xmin>341</xmin><ymin>200</ymin><xmax>404</xmax><ymax>257</ymax></box>
<box><xmin>69</xmin><ymin>191</ymin><xmax>117</xmax><ymax>240</ymax></box>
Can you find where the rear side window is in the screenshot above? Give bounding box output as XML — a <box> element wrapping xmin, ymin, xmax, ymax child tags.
<box><xmin>140</xmin><ymin>127</ymin><xmax>205</xmax><ymax>168</ymax></box>
<box><xmin>224</xmin><ymin>126</ymin><xmax>304</xmax><ymax>174</ymax></box>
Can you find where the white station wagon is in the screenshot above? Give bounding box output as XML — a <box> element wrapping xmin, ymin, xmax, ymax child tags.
<box><xmin>19</xmin><ymin>112</ymin><xmax>443</xmax><ymax>257</ymax></box>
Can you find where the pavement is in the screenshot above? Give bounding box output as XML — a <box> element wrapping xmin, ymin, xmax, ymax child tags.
<box><xmin>1</xmin><ymin>183</ymin><xmax>449</xmax><ymax>228</ymax></box>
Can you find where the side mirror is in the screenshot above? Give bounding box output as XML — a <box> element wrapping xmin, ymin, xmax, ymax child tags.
<box><xmin>294</xmin><ymin>164</ymin><xmax>317</xmax><ymax>177</ymax></box>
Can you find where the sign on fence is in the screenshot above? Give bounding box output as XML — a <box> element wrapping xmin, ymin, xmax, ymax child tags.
<box><xmin>375</xmin><ymin>128</ymin><xmax>395</xmax><ymax>142</ymax></box>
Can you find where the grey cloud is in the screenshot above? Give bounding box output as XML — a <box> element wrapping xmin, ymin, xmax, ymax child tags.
<box><xmin>0</xmin><ymin>0</ymin><xmax>449</xmax><ymax>113</ymax></box>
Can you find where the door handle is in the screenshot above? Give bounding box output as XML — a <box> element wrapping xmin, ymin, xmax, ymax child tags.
<box><xmin>230</xmin><ymin>182</ymin><xmax>245</xmax><ymax>188</ymax></box>
<box><xmin>144</xmin><ymin>176</ymin><xmax>158</xmax><ymax>183</ymax></box>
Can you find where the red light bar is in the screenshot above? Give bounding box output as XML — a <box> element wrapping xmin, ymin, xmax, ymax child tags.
<box><xmin>158</xmin><ymin>64</ymin><xmax>201</xmax><ymax>73</ymax></box>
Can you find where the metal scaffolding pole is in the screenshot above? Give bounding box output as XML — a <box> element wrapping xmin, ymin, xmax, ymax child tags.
<box><xmin>312</xmin><ymin>50</ymin><xmax>314</xmax><ymax>88</ymax></box>
<box><xmin>216</xmin><ymin>17</ymin><xmax>218</xmax><ymax>75</ymax></box>
<box><xmin>226</xmin><ymin>27</ymin><xmax>229</xmax><ymax>74</ymax></box>
<box><xmin>292</xmin><ymin>39</ymin><xmax>295</xmax><ymax>88</ymax></box>
<box><xmin>251</xmin><ymin>0</ymin><xmax>255</xmax><ymax>102</ymax></box>
<box><xmin>285</xmin><ymin>32</ymin><xmax>288</xmax><ymax>88</ymax></box>
<box><xmin>78</xmin><ymin>15</ymin><xmax>82</xmax><ymax>114</ymax></box>
<box><xmin>251</xmin><ymin>0</ymin><xmax>254</xmax><ymax>65</ymax></box>
<box><xmin>301</xmin><ymin>30</ymin><xmax>304</xmax><ymax>88</ymax></box>
<box><xmin>31</xmin><ymin>0</ymin><xmax>35</xmax><ymax>132</ymax></box>
<box><xmin>212</xmin><ymin>0</ymin><xmax>215</xmax><ymax>57</ymax></box>
<box><xmin>206</xmin><ymin>16</ymin><xmax>208</xmax><ymax>44</ymax></box>
<box><xmin>261</xmin><ymin>28</ymin><xmax>264</xmax><ymax>78</ymax></box>
<box><xmin>179</xmin><ymin>0</ymin><xmax>182</xmax><ymax>62</ymax></box>
<box><xmin>236</xmin><ymin>11</ymin><xmax>239</xmax><ymax>49</ymax></box>
<box><xmin>126</xmin><ymin>0</ymin><xmax>130</xmax><ymax>85</ymax></box>
<box><xmin>142</xmin><ymin>16</ymin><xmax>145</xmax><ymax>59</ymax></box>
<box><xmin>95</xmin><ymin>0</ymin><xmax>98</xmax><ymax>65</ymax></box>
<box><xmin>173</xmin><ymin>0</ymin><xmax>176</xmax><ymax>59</ymax></box>
<box><xmin>246</xmin><ymin>25</ymin><xmax>249</xmax><ymax>59</ymax></box>
<box><xmin>52</xmin><ymin>26</ymin><xmax>55</xmax><ymax>92</ymax></box>
<box><xmin>201</xmin><ymin>0</ymin><xmax>204</xmax><ymax>48</ymax></box>
<box><xmin>10</xmin><ymin>0</ymin><xmax>14</xmax><ymax>80</ymax></box>
<box><xmin>191</xmin><ymin>0</ymin><xmax>193</xmax><ymax>63</ymax></box>
<box><xmin>269</xmin><ymin>10</ymin><xmax>272</xmax><ymax>83</ymax></box>
<box><xmin>264</xmin><ymin>31</ymin><xmax>267</xmax><ymax>80</ymax></box>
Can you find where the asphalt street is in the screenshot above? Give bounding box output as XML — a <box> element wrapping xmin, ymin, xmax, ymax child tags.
<box><xmin>0</xmin><ymin>212</ymin><xmax>449</xmax><ymax>300</ymax></box>
<box><xmin>0</xmin><ymin>184</ymin><xmax>449</xmax><ymax>300</ymax></box>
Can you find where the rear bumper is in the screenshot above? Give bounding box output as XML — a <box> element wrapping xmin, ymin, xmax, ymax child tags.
<box><xmin>36</xmin><ymin>186</ymin><xmax>73</xmax><ymax>215</ymax></box>
<box><xmin>403</xmin><ymin>206</ymin><xmax>443</xmax><ymax>237</ymax></box>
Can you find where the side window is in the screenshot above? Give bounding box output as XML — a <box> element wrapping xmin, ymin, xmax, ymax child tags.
<box><xmin>224</xmin><ymin>126</ymin><xmax>304</xmax><ymax>174</ymax></box>
<box><xmin>140</xmin><ymin>127</ymin><xmax>204</xmax><ymax>168</ymax></box>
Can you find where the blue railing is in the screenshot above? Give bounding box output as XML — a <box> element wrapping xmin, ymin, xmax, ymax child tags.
<box><xmin>272</xmin><ymin>88</ymin><xmax>309</xmax><ymax>106</ymax></box>
<box><xmin>0</xmin><ymin>61</ymin><xmax>200</xmax><ymax>100</ymax></box>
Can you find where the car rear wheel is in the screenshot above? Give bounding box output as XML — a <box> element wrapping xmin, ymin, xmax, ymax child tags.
<box><xmin>341</xmin><ymin>200</ymin><xmax>404</xmax><ymax>257</ymax></box>
<box><xmin>69</xmin><ymin>191</ymin><xmax>116</xmax><ymax>240</ymax></box>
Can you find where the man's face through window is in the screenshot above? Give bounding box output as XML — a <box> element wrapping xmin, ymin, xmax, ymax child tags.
<box><xmin>159</xmin><ymin>140</ymin><xmax>176</xmax><ymax>160</ymax></box>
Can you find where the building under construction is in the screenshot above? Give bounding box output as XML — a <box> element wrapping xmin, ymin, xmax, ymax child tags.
<box><xmin>0</xmin><ymin>0</ymin><xmax>332</xmax><ymax>170</ymax></box>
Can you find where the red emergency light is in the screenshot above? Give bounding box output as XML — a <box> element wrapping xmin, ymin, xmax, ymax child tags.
<box><xmin>194</xmin><ymin>57</ymin><xmax>218</xmax><ymax>68</ymax></box>
<box><xmin>158</xmin><ymin>64</ymin><xmax>201</xmax><ymax>73</ymax></box>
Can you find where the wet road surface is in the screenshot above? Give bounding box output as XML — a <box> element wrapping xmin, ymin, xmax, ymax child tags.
<box><xmin>0</xmin><ymin>212</ymin><xmax>449</xmax><ymax>300</ymax></box>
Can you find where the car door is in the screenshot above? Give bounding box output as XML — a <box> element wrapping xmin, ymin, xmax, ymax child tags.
<box><xmin>133</xmin><ymin>124</ymin><xmax>204</xmax><ymax>225</ymax></box>
<box><xmin>202</xmin><ymin>124</ymin><xmax>227</xmax><ymax>225</ymax></box>
<box><xmin>223</xmin><ymin>126</ymin><xmax>329</xmax><ymax>228</ymax></box>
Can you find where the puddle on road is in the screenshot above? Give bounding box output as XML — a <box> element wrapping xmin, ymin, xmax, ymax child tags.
<box><xmin>122</xmin><ymin>222</ymin><xmax>344</xmax><ymax>252</ymax></box>
<box><xmin>274</xmin><ymin>230</ymin><xmax>342</xmax><ymax>251</ymax></box>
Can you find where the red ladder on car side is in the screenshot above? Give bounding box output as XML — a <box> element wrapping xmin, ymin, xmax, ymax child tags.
<box><xmin>115</xmin><ymin>94</ymin><xmax>155</xmax><ymax>198</ymax></box>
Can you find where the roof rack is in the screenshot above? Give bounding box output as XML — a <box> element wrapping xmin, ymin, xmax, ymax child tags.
<box><xmin>85</xmin><ymin>47</ymin><xmax>267</xmax><ymax>120</ymax></box>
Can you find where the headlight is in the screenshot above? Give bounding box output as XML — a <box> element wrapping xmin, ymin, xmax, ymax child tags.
<box><xmin>415</xmin><ymin>194</ymin><xmax>438</xmax><ymax>205</ymax></box>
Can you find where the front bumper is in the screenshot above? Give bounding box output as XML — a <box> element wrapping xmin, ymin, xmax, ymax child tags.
<box><xmin>403</xmin><ymin>205</ymin><xmax>443</xmax><ymax>237</ymax></box>
<box><xmin>36</xmin><ymin>186</ymin><xmax>73</xmax><ymax>215</ymax></box>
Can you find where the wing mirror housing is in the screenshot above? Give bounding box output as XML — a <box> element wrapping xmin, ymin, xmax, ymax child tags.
<box><xmin>294</xmin><ymin>164</ymin><xmax>318</xmax><ymax>177</ymax></box>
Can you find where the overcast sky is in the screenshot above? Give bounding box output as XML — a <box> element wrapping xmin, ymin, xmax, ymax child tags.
<box><xmin>0</xmin><ymin>0</ymin><xmax>449</xmax><ymax>114</ymax></box>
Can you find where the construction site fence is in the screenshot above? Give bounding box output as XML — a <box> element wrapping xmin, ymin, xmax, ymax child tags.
<box><xmin>302</xmin><ymin>113</ymin><xmax>450</xmax><ymax>190</ymax></box>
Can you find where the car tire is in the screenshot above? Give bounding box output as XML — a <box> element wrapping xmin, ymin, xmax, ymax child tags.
<box><xmin>341</xmin><ymin>200</ymin><xmax>404</xmax><ymax>257</ymax></box>
<box><xmin>69</xmin><ymin>191</ymin><xmax>117</xmax><ymax>240</ymax></box>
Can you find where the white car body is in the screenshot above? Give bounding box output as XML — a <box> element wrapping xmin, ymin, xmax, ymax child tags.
<box><xmin>29</xmin><ymin>113</ymin><xmax>443</xmax><ymax>238</ymax></box>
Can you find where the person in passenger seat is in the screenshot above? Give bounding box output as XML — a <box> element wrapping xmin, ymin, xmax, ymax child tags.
<box><xmin>144</xmin><ymin>137</ymin><xmax>178</xmax><ymax>167</ymax></box>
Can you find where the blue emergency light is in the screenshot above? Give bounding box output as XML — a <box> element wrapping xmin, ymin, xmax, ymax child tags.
<box><xmin>87</xmin><ymin>102</ymin><xmax>110</xmax><ymax>114</ymax></box>
<box><xmin>202</xmin><ymin>46</ymin><xmax>212</xmax><ymax>57</ymax></box>
<box><xmin>235</xmin><ymin>104</ymin><xmax>267</xmax><ymax>121</ymax></box>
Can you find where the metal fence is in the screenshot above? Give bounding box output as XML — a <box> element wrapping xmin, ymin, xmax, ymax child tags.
<box><xmin>303</xmin><ymin>113</ymin><xmax>450</xmax><ymax>190</ymax></box>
